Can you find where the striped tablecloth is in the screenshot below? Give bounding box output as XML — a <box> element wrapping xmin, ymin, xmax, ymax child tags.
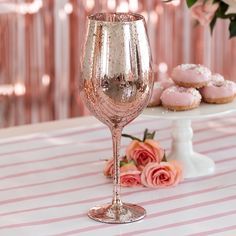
<box><xmin>0</xmin><ymin>115</ymin><xmax>236</xmax><ymax>236</ymax></box>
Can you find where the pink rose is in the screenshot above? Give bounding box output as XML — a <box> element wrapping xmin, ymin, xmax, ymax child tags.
<box><xmin>120</xmin><ymin>163</ymin><xmax>141</xmax><ymax>187</ymax></box>
<box><xmin>120</xmin><ymin>171</ymin><xmax>141</xmax><ymax>187</ymax></box>
<box><xmin>191</xmin><ymin>0</ymin><xmax>219</xmax><ymax>26</ymax></box>
<box><xmin>141</xmin><ymin>161</ymin><xmax>182</xmax><ymax>188</ymax></box>
<box><xmin>103</xmin><ymin>156</ymin><xmax>129</xmax><ymax>177</ymax></box>
<box><xmin>103</xmin><ymin>158</ymin><xmax>114</xmax><ymax>177</ymax></box>
<box><xmin>126</xmin><ymin>139</ymin><xmax>164</xmax><ymax>170</ymax></box>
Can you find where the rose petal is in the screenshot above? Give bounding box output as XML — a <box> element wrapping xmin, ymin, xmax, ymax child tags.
<box><xmin>191</xmin><ymin>0</ymin><xmax>219</xmax><ymax>26</ymax></box>
<box><xmin>141</xmin><ymin>162</ymin><xmax>182</xmax><ymax>188</ymax></box>
<box><xmin>103</xmin><ymin>159</ymin><xmax>114</xmax><ymax>177</ymax></box>
<box><xmin>120</xmin><ymin>170</ymin><xmax>141</xmax><ymax>187</ymax></box>
<box><xmin>126</xmin><ymin>139</ymin><xmax>164</xmax><ymax>170</ymax></box>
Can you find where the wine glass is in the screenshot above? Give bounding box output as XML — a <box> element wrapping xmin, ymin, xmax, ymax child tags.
<box><xmin>80</xmin><ymin>12</ymin><xmax>153</xmax><ymax>224</ymax></box>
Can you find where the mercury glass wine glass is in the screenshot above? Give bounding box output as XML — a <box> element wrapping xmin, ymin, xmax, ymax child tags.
<box><xmin>80</xmin><ymin>12</ymin><xmax>153</xmax><ymax>224</ymax></box>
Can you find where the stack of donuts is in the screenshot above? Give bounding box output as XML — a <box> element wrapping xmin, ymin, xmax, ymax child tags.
<box><xmin>148</xmin><ymin>64</ymin><xmax>236</xmax><ymax>111</ymax></box>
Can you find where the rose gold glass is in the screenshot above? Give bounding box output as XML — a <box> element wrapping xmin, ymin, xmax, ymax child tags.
<box><xmin>80</xmin><ymin>12</ymin><xmax>153</xmax><ymax>224</ymax></box>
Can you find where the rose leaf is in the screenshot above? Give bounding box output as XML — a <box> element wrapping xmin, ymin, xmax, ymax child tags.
<box><xmin>229</xmin><ymin>18</ymin><xmax>236</xmax><ymax>38</ymax></box>
<box><xmin>122</xmin><ymin>133</ymin><xmax>142</xmax><ymax>142</ymax></box>
<box><xmin>210</xmin><ymin>15</ymin><xmax>217</xmax><ymax>34</ymax></box>
<box><xmin>186</xmin><ymin>0</ymin><xmax>198</xmax><ymax>8</ymax></box>
<box><xmin>143</xmin><ymin>128</ymin><xmax>148</xmax><ymax>141</ymax></box>
<box><xmin>162</xmin><ymin>152</ymin><xmax>168</xmax><ymax>162</ymax></box>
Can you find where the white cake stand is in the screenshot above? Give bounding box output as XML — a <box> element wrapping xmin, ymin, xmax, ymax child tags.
<box><xmin>143</xmin><ymin>100</ymin><xmax>236</xmax><ymax>178</ymax></box>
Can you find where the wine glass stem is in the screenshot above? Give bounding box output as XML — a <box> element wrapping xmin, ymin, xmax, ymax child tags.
<box><xmin>111</xmin><ymin>127</ymin><xmax>123</xmax><ymax>207</ymax></box>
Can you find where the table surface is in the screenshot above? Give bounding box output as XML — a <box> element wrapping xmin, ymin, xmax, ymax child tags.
<box><xmin>0</xmin><ymin>114</ymin><xmax>236</xmax><ymax>236</ymax></box>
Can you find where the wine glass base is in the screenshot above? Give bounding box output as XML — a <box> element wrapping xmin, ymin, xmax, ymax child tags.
<box><xmin>88</xmin><ymin>203</ymin><xmax>146</xmax><ymax>224</ymax></box>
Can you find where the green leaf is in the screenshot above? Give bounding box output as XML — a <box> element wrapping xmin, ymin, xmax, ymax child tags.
<box><xmin>162</xmin><ymin>152</ymin><xmax>167</xmax><ymax>162</ymax></box>
<box><xmin>215</xmin><ymin>1</ymin><xmax>229</xmax><ymax>19</ymax></box>
<box><xmin>186</xmin><ymin>0</ymin><xmax>197</xmax><ymax>8</ymax></box>
<box><xmin>120</xmin><ymin>159</ymin><xmax>136</xmax><ymax>167</ymax></box>
<box><xmin>146</xmin><ymin>131</ymin><xmax>156</xmax><ymax>140</ymax></box>
<box><xmin>128</xmin><ymin>160</ymin><xmax>136</xmax><ymax>165</ymax></box>
<box><xmin>143</xmin><ymin>129</ymin><xmax>148</xmax><ymax>142</ymax></box>
<box><xmin>142</xmin><ymin>129</ymin><xmax>156</xmax><ymax>141</ymax></box>
<box><xmin>122</xmin><ymin>133</ymin><xmax>142</xmax><ymax>142</ymax></box>
<box><xmin>120</xmin><ymin>161</ymin><xmax>127</xmax><ymax>167</ymax></box>
<box><xmin>151</xmin><ymin>131</ymin><xmax>156</xmax><ymax>138</ymax></box>
<box><xmin>210</xmin><ymin>15</ymin><xmax>217</xmax><ymax>35</ymax></box>
<box><xmin>229</xmin><ymin>19</ymin><xmax>236</xmax><ymax>38</ymax></box>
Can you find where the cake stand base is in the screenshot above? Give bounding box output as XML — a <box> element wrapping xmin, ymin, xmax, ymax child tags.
<box><xmin>168</xmin><ymin>151</ymin><xmax>215</xmax><ymax>178</ymax></box>
<box><xmin>167</xmin><ymin>119</ymin><xmax>215</xmax><ymax>178</ymax></box>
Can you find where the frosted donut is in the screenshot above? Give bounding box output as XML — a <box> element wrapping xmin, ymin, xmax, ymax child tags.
<box><xmin>211</xmin><ymin>73</ymin><xmax>224</xmax><ymax>83</ymax></box>
<box><xmin>172</xmin><ymin>64</ymin><xmax>211</xmax><ymax>88</ymax></box>
<box><xmin>231</xmin><ymin>80</ymin><xmax>236</xmax><ymax>95</ymax></box>
<box><xmin>148</xmin><ymin>78</ymin><xmax>175</xmax><ymax>107</ymax></box>
<box><xmin>160</xmin><ymin>85</ymin><xmax>202</xmax><ymax>111</ymax></box>
<box><xmin>200</xmin><ymin>76</ymin><xmax>236</xmax><ymax>104</ymax></box>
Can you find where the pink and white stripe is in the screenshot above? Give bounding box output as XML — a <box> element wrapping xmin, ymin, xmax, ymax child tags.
<box><xmin>0</xmin><ymin>115</ymin><xmax>236</xmax><ymax>236</ymax></box>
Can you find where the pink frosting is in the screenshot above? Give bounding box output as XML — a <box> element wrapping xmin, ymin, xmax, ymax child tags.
<box><xmin>148</xmin><ymin>79</ymin><xmax>175</xmax><ymax>106</ymax></box>
<box><xmin>211</xmin><ymin>73</ymin><xmax>224</xmax><ymax>83</ymax></box>
<box><xmin>231</xmin><ymin>80</ymin><xmax>236</xmax><ymax>95</ymax></box>
<box><xmin>149</xmin><ymin>83</ymin><xmax>164</xmax><ymax>106</ymax></box>
<box><xmin>160</xmin><ymin>86</ymin><xmax>201</xmax><ymax>107</ymax></box>
<box><xmin>200</xmin><ymin>80</ymin><xmax>236</xmax><ymax>99</ymax></box>
<box><xmin>172</xmin><ymin>64</ymin><xmax>211</xmax><ymax>84</ymax></box>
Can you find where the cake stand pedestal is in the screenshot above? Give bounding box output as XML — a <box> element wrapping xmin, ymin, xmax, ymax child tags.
<box><xmin>144</xmin><ymin>100</ymin><xmax>236</xmax><ymax>178</ymax></box>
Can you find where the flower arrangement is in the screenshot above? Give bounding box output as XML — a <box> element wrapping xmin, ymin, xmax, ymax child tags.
<box><xmin>186</xmin><ymin>0</ymin><xmax>236</xmax><ymax>37</ymax></box>
<box><xmin>104</xmin><ymin>129</ymin><xmax>183</xmax><ymax>188</ymax></box>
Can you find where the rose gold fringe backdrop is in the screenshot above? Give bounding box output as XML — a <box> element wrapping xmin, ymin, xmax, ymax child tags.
<box><xmin>0</xmin><ymin>0</ymin><xmax>235</xmax><ymax>128</ymax></box>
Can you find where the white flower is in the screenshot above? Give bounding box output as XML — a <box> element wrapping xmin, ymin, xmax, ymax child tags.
<box><xmin>222</xmin><ymin>0</ymin><xmax>236</xmax><ymax>14</ymax></box>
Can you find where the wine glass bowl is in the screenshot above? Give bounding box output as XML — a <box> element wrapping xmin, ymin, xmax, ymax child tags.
<box><xmin>80</xmin><ymin>12</ymin><xmax>153</xmax><ymax>224</ymax></box>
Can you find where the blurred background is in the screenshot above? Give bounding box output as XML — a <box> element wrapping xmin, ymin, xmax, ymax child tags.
<box><xmin>0</xmin><ymin>0</ymin><xmax>235</xmax><ymax>128</ymax></box>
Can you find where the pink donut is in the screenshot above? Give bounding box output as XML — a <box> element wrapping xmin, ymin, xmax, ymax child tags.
<box><xmin>231</xmin><ymin>80</ymin><xmax>236</xmax><ymax>95</ymax></box>
<box><xmin>148</xmin><ymin>78</ymin><xmax>174</xmax><ymax>107</ymax></box>
<box><xmin>160</xmin><ymin>85</ymin><xmax>202</xmax><ymax>111</ymax></box>
<box><xmin>172</xmin><ymin>64</ymin><xmax>211</xmax><ymax>88</ymax></box>
<box><xmin>211</xmin><ymin>73</ymin><xmax>224</xmax><ymax>83</ymax></box>
<box><xmin>200</xmin><ymin>76</ymin><xmax>236</xmax><ymax>104</ymax></box>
